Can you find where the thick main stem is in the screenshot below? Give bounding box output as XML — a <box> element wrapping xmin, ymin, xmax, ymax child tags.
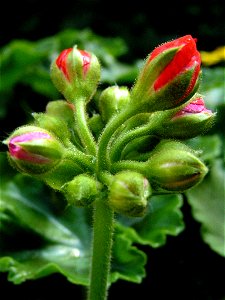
<box><xmin>87</xmin><ymin>197</ymin><xmax>114</xmax><ymax>300</ymax></box>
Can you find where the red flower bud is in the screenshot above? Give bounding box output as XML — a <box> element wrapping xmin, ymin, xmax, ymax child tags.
<box><xmin>51</xmin><ymin>46</ymin><xmax>100</xmax><ymax>103</ymax></box>
<box><xmin>131</xmin><ymin>35</ymin><xmax>201</xmax><ymax>112</ymax></box>
<box><xmin>56</xmin><ymin>48</ymin><xmax>91</xmax><ymax>81</ymax></box>
<box><xmin>150</xmin><ymin>35</ymin><xmax>201</xmax><ymax>95</ymax></box>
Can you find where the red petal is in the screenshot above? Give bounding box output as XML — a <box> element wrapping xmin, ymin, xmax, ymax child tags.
<box><xmin>154</xmin><ymin>37</ymin><xmax>200</xmax><ymax>90</ymax></box>
<box><xmin>56</xmin><ymin>48</ymin><xmax>73</xmax><ymax>80</ymax></box>
<box><xmin>79</xmin><ymin>50</ymin><xmax>91</xmax><ymax>77</ymax></box>
<box><xmin>149</xmin><ymin>35</ymin><xmax>194</xmax><ymax>61</ymax></box>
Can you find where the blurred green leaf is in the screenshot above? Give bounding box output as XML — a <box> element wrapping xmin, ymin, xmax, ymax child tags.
<box><xmin>186</xmin><ymin>159</ymin><xmax>225</xmax><ymax>257</ymax></box>
<box><xmin>186</xmin><ymin>135</ymin><xmax>222</xmax><ymax>163</ymax></box>
<box><xmin>201</xmin><ymin>67</ymin><xmax>225</xmax><ymax>110</ymax></box>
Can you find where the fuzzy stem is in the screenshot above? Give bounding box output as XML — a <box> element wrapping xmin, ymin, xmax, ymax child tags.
<box><xmin>109</xmin><ymin>110</ymin><xmax>174</xmax><ymax>162</ymax></box>
<box><xmin>112</xmin><ymin>160</ymin><xmax>147</xmax><ymax>175</ymax></box>
<box><xmin>87</xmin><ymin>196</ymin><xmax>114</xmax><ymax>300</ymax></box>
<box><xmin>75</xmin><ymin>99</ymin><xmax>97</xmax><ymax>156</ymax></box>
<box><xmin>97</xmin><ymin>108</ymin><xmax>135</xmax><ymax>172</ymax></box>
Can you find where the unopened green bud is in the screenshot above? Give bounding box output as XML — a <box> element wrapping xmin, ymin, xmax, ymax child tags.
<box><xmin>147</xmin><ymin>140</ymin><xmax>208</xmax><ymax>192</ymax></box>
<box><xmin>46</xmin><ymin>100</ymin><xmax>75</xmax><ymax>127</ymax></box>
<box><xmin>62</xmin><ymin>175</ymin><xmax>102</xmax><ymax>206</ymax></box>
<box><xmin>32</xmin><ymin>112</ymin><xmax>71</xmax><ymax>145</ymax></box>
<box><xmin>4</xmin><ymin>125</ymin><xmax>64</xmax><ymax>175</ymax></box>
<box><xmin>108</xmin><ymin>171</ymin><xmax>151</xmax><ymax>217</ymax></box>
<box><xmin>98</xmin><ymin>86</ymin><xmax>130</xmax><ymax>122</ymax></box>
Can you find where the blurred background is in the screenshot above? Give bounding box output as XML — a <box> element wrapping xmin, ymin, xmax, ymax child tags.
<box><xmin>0</xmin><ymin>0</ymin><xmax>224</xmax><ymax>299</ymax></box>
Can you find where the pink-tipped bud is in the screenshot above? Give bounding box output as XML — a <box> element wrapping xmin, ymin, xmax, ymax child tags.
<box><xmin>4</xmin><ymin>126</ymin><xmax>64</xmax><ymax>175</ymax></box>
<box><xmin>156</xmin><ymin>95</ymin><xmax>215</xmax><ymax>139</ymax></box>
<box><xmin>173</xmin><ymin>97</ymin><xmax>211</xmax><ymax>117</ymax></box>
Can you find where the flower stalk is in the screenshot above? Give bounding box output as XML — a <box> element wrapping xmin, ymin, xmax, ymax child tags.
<box><xmin>87</xmin><ymin>195</ymin><xmax>114</xmax><ymax>300</ymax></box>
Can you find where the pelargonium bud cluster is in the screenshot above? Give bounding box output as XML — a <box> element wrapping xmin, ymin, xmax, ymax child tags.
<box><xmin>3</xmin><ymin>36</ymin><xmax>215</xmax><ymax>217</ymax></box>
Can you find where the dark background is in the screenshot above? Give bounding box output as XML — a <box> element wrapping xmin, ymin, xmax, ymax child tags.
<box><xmin>1</xmin><ymin>0</ymin><xmax>225</xmax><ymax>58</ymax></box>
<box><xmin>1</xmin><ymin>0</ymin><xmax>225</xmax><ymax>299</ymax></box>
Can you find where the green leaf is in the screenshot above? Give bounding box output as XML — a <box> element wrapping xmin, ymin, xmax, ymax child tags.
<box><xmin>201</xmin><ymin>67</ymin><xmax>225</xmax><ymax>110</ymax></box>
<box><xmin>186</xmin><ymin>134</ymin><xmax>222</xmax><ymax>163</ymax></box>
<box><xmin>0</xmin><ymin>153</ymin><xmax>146</xmax><ymax>285</ymax></box>
<box><xmin>117</xmin><ymin>194</ymin><xmax>184</xmax><ymax>248</ymax></box>
<box><xmin>186</xmin><ymin>159</ymin><xmax>225</xmax><ymax>257</ymax></box>
<box><xmin>110</xmin><ymin>230</ymin><xmax>147</xmax><ymax>284</ymax></box>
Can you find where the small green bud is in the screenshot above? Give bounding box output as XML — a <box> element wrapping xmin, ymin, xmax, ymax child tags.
<box><xmin>62</xmin><ymin>175</ymin><xmax>102</xmax><ymax>206</ymax></box>
<box><xmin>108</xmin><ymin>171</ymin><xmax>151</xmax><ymax>217</ymax></box>
<box><xmin>32</xmin><ymin>112</ymin><xmax>71</xmax><ymax>145</ymax></box>
<box><xmin>98</xmin><ymin>86</ymin><xmax>130</xmax><ymax>122</ymax></box>
<box><xmin>45</xmin><ymin>100</ymin><xmax>75</xmax><ymax>127</ymax></box>
<box><xmin>4</xmin><ymin>125</ymin><xmax>64</xmax><ymax>175</ymax></box>
<box><xmin>146</xmin><ymin>140</ymin><xmax>208</xmax><ymax>192</ymax></box>
<box><xmin>50</xmin><ymin>46</ymin><xmax>101</xmax><ymax>103</ymax></box>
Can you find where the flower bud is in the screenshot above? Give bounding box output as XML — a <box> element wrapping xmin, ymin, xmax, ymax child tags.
<box><xmin>4</xmin><ymin>126</ymin><xmax>64</xmax><ymax>175</ymax></box>
<box><xmin>98</xmin><ymin>86</ymin><xmax>130</xmax><ymax>122</ymax></box>
<box><xmin>131</xmin><ymin>35</ymin><xmax>201</xmax><ymax>112</ymax></box>
<box><xmin>62</xmin><ymin>175</ymin><xmax>102</xmax><ymax>207</ymax></box>
<box><xmin>108</xmin><ymin>171</ymin><xmax>151</xmax><ymax>217</ymax></box>
<box><xmin>32</xmin><ymin>112</ymin><xmax>71</xmax><ymax>145</ymax></box>
<box><xmin>156</xmin><ymin>96</ymin><xmax>216</xmax><ymax>139</ymax></box>
<box><xmin>146</xmin><ymin>140</ymin><xmax>208</xmax><ymax>192</ymax></box>
<box><xmin>45</xmin><ymin>100</ymin><xmax>75</xmax><ymax>127</ymax></box>
<box><xmin>45</xmin><ymin>100</ymin><xmax>82</xmax><ymax>148</ymax></box>
<box><xmin>50</xmin><ymin>46</ymin><xmax>101</xmax><ymax>103</ymax></box>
